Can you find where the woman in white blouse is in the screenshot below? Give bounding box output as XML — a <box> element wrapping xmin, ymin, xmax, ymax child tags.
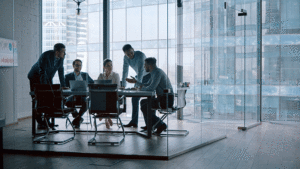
<box><xmin>97</xmin><ymin>59</ymin><xmax>120</xmax><ymax>129</ymax></box>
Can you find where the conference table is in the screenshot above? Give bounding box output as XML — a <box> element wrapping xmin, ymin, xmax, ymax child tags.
<box><xmin>30</xmin><ymin>89</ymin><xmax>156</xmax><ymax>138</ymax></box>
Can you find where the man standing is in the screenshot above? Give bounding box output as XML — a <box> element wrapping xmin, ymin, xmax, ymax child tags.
<box><xmin>65</xmin><ymin>59</ymin><xmax>94</xmax><ymax>128</ymax></box>
<box><xmin>126</xmin><ymin>57</ymin><xmax>174</xmax><ymax>135</ymax></box>
<box><xmin>28</xmin><ymin>43</ymin><xmax>68</xmax><ymax>129</ymax></box>
<box><xmin>121</xmin><ymin>44</ymin><xmax>151</xmax><ymax>127</ymax></box>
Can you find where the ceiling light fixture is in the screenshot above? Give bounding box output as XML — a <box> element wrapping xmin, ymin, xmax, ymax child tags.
<box><xmin>73</xmin><ymin>0</ymin><xmax>85</xmax><ymax>15</ymax></box>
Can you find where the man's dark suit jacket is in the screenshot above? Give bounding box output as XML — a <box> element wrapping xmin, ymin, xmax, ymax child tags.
<box><xmin>65</xmin><ymin>72</ymin><xmax>94</xmax><ymax>88</ymax></box>
<box><xmin>27</xmin><ymin>50</ymin><xmax>65</xmax><ymax>86</ymax></box>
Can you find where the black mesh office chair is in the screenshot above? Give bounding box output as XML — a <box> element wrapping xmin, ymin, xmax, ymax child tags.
<box><xmin>88</xmin><ymin>84</ymin><xmax>126</xmax><ymax>145</ymax></box>
<box><xmin>152</xmin><ymin>90</ymin><xmax>189</xmax><ymax>136</ymax></box>
<box><xmin>33</xmin><ymin>84</ymin><xmax>76</xmax><ymax>144</ymax></box>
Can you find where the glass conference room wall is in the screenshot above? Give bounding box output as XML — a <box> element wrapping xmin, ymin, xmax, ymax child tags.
<box><xmin>182</xmin><ymin>0</ymin><xmax>261</xmax><ymax>131</ymax></box>
<box><xmin>225</xmin><ymin>0</ymin><xmax>261</xmax><ymax>129</ymax></box>
<box><xmin>261</xmin><ymin>0</ymin><xmax>300</xmax><ymax>122</ymax></box>
<box><xmin>180</xmin><ymin>0</ymin><xmax>228</xmax><ymax>147</ymax></box>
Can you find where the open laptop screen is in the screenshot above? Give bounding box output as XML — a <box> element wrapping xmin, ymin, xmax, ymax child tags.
<box><xmin>69</xmin><ymin>80</ymin><xmax>88</xmax><ymax>91</ymax></box>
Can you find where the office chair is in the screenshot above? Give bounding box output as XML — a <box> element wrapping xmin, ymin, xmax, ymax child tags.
<box><xmin>33</xmin><ymin>84</ymin><xmax>76</xmax><ymax>144</ymax></box>
<box><xmin>152</xmin><ymin>90</ymin><xmax>189</xmax><ymax>136</ymax></box>
<box><xmin>88</xmin><ymin>84</ymin><xmax>126</xmax><ymax>145</ymax></box>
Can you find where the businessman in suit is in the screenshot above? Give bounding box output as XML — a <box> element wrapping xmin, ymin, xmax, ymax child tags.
<box><xmin>28</xmin><ymin>43</ymin><xmax>68</xmax><ymax>129</ymax></box>
<box><xmin>65</xmin><ymin>59</ymin><xmax>94</xmax><ymax>128</ymax></box>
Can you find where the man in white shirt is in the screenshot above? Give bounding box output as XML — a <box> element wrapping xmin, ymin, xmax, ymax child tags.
<box><xmin>65</xmin><ymin>59</ymin><xmax>94</xmax><ymax>128</ymax></box>
<box><xmin>121</xmin><ymin>44</ymin><xmax>151</xmax><ymax>128</ymax></box>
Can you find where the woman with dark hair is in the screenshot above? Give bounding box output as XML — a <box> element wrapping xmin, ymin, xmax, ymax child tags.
<box><xmin>97</xmin><ymin>59</ymin><xmax>120</xmax><ymax>129</ymax></box>
<box><xmin>97</xmin><ymin>59</ymin><xmax>120</xmax><ymax>87</ymax></box>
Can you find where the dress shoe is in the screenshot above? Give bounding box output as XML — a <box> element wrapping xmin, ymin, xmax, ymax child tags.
<box><xmin>123</xmin><ymin>123</ymin><xmax>137</xmax><ymax>128</ymax></box>
<box><xmin>72</xmin><ymin>110</ymin><xmax>79</xmax><ymax>118</ymax></box>
<box><xmin>74</xmin><ymin>124</ymin><xmax>80</xmax><ymax>128</ymax></box>
<box><xmin>48</xmin><ymin>123</ymin><xmax>58</xmax><ymax>130</ymax></box>
<box><xmin>140</xmin><ymin>126</ymin><xmax>147</xmax><ymax>130</ymax></box>
<box><xmin>72</xmin><ymin>117</ymin><xmax>84</xmax><ymax>128</ymax></box>
<box><xmin>155</xmin><ymin>123</ymin><xmax>167</xmax><ymax>135</ymax></box>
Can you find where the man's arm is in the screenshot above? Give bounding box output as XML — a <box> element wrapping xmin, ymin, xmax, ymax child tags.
<box><xmin>136</xmin><ymin>54</ymin><xmax>145</xmax><ymax>84</ymax></box>
<box><xmin>136</xmin><ymin>76</ymin><xmax>151</xmax><ymax>87</ymax></box>
<box><xmin>141</xmin><ymin>71</ymin><xmax>161</xmax><ymax>91</ymax></box>
<box><xmin>65</xmin><ymin>74</ymin><xmax>70</xmax><ymax>88</ymax></box>
<box><xmin>122</xmin><ymin>56</ymin><xmax>129</xmax><ymax>87</ymax></box>
<box><xmin>87</xmin><ymin>73</ymin><xmax>94</xmax><ymax>84</ymax></box>
<box><xmin>38</xmin><ymin>53</ymin><xmax>48</xmax><ymax>84</ymax></box>
<box><xmin>58</xmin><ymin>60</ymin><xmax>66</xmax><ymax>87</ymax></box>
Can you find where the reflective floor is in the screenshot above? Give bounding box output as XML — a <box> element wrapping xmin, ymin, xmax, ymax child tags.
<box><xmin>3</xmin><ymin>114</ymin><xmax>227</xmax><ymax>158</ymax></box>
<box><xmin>3</xmin><ymin>121</ymin><xmax>300</xmax><ymax>169</ymax></box>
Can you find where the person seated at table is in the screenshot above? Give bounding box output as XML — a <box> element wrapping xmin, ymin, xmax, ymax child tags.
<box><xmin>97</xmin><ymin>58</ymin><xmax>120</xmax><ymax>129</ymax></box>
<box><xmin>126</xmin><ymin>57</ymin><xmax>174</xmax><ymax>135</ymax></box>
<box><xmin>65</xmin><ymin>59</ymin><xmax>94</xmax><ymax>128</ymax></box>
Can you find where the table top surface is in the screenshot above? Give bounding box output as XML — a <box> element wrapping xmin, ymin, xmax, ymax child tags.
<box><xmin>30</xmin><ymin>89</ymin><xmax>156</xmax><ymax>97</ymax></box>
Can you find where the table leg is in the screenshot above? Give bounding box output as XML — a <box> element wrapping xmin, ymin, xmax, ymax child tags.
<box><xmin>32</xmin><ymin>99</ymin><xmax>35</xmax><ymax>136</ymax></box>
<box><xmin>147</xmin><ymin>96</ymin><xmax>153</xmax><ymax>138</ymax></box>
<box><xmin>0</xmin><ymin>127</ymin><xmax>3</xmax><ymax>169</ymax></box>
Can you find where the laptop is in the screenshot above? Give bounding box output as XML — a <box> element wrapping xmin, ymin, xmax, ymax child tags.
<box><xmin>69</xmin><ymin>80</ymin><xmax>88</xmax><ymax>91</ymax></box>
<box><xmin>94</xmin><ymin>80</ymin><xmax>112</xmax><ymax>84</ymax></box>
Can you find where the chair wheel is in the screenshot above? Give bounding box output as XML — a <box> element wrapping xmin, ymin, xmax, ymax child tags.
<box><xmin>92</xmin><ymin>143</ymin><xmax>95</xmax><ymax>145</ymax></box>
<box><xmin>54</xmin><ymin>142</ymin><xmax>58</xmax><ymax>144</ymax></box>
<box><xmin>36</xmin><ymin>141</ymin><xmax>40</xmax><ymax>143</ymax></box>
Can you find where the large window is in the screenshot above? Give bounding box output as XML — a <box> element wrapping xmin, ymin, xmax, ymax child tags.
<box><xmin>43</xmin><ymin>0</ymin><xmax>300</xmax><ymax>122</ymax></box>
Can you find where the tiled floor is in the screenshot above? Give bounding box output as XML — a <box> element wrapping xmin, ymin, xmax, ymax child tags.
<box><xmin>3</xmin><ymin>121</ymin><xmax>300</xmax><ymax>169</ymax></box>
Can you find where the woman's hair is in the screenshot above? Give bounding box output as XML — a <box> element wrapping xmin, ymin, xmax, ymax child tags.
<box><xmin>103</xmin><ymin>58</ymin><xmax>112</xmax><ymax>67</ymax></box>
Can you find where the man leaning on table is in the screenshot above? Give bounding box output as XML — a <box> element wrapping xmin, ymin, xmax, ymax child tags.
<box><xmin>65</xmin><ymin>59</ymin><xmax>94</xmax><ymax>128</ymax></box>
<box><xmin>126</xmin><ymin>57</ymin><xmax>174</xmax><ymax>135</ymax></box>
<box><xmin>27</xmin><ymin>43</ymin><xmax>68</xmax><ymax>129</ymax></box>
<box><xmin>121</xmin><ymin>44</ymin><xmax>151</xmax><ymax>128</ymax></box>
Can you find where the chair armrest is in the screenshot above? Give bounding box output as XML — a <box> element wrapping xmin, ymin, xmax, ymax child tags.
<box><xmin>118</xmin><ymin>95</ymin><xmax>125</xmax><ymax>102</ymax></box>
<box><xmin>119</xmin><ymin>95</ymin><xmax>126</xmax><ymax>112</ymax></box>
<box><xmin>33</xmin><ymin>98</ymin><xmax>38</xmax><ymax>109</ymax></box>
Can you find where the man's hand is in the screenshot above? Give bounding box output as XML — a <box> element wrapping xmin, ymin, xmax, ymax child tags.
<box><xmin>139</xmin><ymin>85</ymin><xmax>144</xmax><ymax>89</ymax></box>
<box><xmin>125</xmin><ymin>77</ymin><xmax>137</xmax><ymax>84</ymax></box>
<box><xmin>61</xmin><ymin>87</ymin><xmax>69</xmax><ymax>90</ymax></box>
<box><xmin>119</xmin><ymin>86</ymin><xmax>125</xmax><ymax>90</ymax></box>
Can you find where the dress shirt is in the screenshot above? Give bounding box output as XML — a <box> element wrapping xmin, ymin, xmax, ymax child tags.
<box><xmin>74</xmin><ymin>72</ymin><xmax>83</xmax><ymax>81</ymax></box>
<box><xmin>122</xmin><ymin>51</ymin><xmax>147</xmax><ymax>87</ymax></box>
<box><xmin>98</xmin><ymin>71</ymin><xmax>120</xmax><ymax>88</ymax></box>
